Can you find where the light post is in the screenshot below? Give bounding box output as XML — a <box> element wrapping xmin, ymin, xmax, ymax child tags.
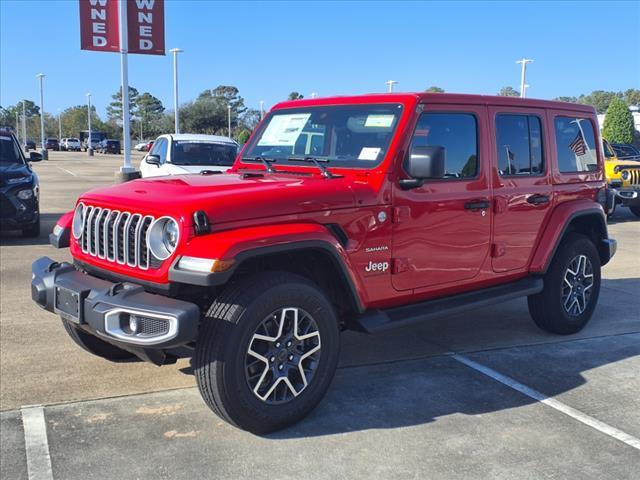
<box><xmin>58</xmin><ymin>109</ymin><xmax>62</xmax><ymax>142</ymax></box>
<box><xmin>86</xmin><ymin>93</ymin><xmax>93</xmax><ymax>156</ymax></box>
<box><xmin>227</xmin><ymin>104</ymin><xmax>232</xmax><ymax>138</ymax></box>
<box><xmin>22</xmin><ymin>101</ymin><xmax>27</xmax><ymax>150</ymax></box>
<box><xmin>516</xmin><ymin>58</ymin><xmax>533</xmax><ymax>98</ymax></box>
<box><xmin>169</xmin><ymin>48</ymin><xmax>183</xmax><ymax>134</ymax></box>
<box><xmin>36</xmin><ymin>73</ymin><xmax>47</xmax><ymax>159</ymax></box>
<box><xmin>15</xmin><ymin>112</ymin><xmax>20</xmax><ymax>144</ymax></box>
<box><xmin>386</xmin><ymin>80</ymin><xmax>397</xmax><ymax>93</ymax></box>
<box><xmin>259</xmin><ymin>100</ymin><xmax>264</xmax><ymax>120</ymax></box>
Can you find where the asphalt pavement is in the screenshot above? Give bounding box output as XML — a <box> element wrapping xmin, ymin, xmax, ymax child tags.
<box><xmin>1</xmin><ymin>151</ymin><xmax>639</xmax><ymax>479</ymax></box>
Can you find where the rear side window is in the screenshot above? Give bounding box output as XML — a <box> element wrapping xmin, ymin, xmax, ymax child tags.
<box><xmin>410</xmin><ymin>112</ymin><xmax>478</xmax><ymax>178</ymax></box>
<box><xmin>554</xmin><ymin>117</ymin><xmax>598</xmax><ymax>172</ymax></box>
<box><xmin>496</xmin><ymin>115</ymin><xmax>544</xmax><ymax>175</ymax></box>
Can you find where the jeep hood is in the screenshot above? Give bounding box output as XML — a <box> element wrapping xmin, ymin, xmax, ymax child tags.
<box><xmin>79</xmin><ymin>172</ymin><xmax>366</xmax><ymax>225</ymax></box>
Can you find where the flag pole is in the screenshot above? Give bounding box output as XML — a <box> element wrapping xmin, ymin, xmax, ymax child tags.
<box><xmin>117</xmin><ymin>0</ymin><xmax>136</xmax><ymax>181</ymax></box>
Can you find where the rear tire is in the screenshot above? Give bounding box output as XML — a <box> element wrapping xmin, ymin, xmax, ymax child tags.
<box><xmin>62</xmin><ymin>320</ymin><xmax>135</xmax><ymax>361</ymax></box>
<box><xmin>528</xmin><ymin>233</ymin><xmax>601</xmax><ymax>334</ymax></box>
<box><xmin>194</xmin><ymin>272</ymin><xmax>340</xmax><ymax>434</ymax></box>
<box><xmin>630</xmin><ymin>206</ymin><xmax>640</xmax><ymax>218</ymax></box>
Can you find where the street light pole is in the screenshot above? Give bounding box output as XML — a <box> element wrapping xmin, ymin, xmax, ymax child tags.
<box><xmin>58</xmin><ymin>109</ymin><xmax>62</xmax><ymax>142</ymax></box>
<box><xmin>36</xmin><ymin>73</ymin><xmax>47</xmax><ymax>159</ymax></box>
<box><xmin>259</xmin><ymin>100</ymin><xmax>264</xmax><ymax>120</ymax></box>
<box><xmin>386</xmin><ymin>80</ymin><xmax>397</xmax><ymax>93</ymax></box>
<box><xmin>169</xmin><ymin>48</ymin><xmax>183</xmax><ymax>134</ymax></box>
<box><xmin>228</xmin><ymin>104</ymin><xmax>232</xmax><ymax>138</ymax></box>
<box><xmin>516</xmin><ymin>58</ymin><xmax>533</xmax><ymax>98</ymax></box>
<box><xmin>118</xmin><ymin>0</ymin><xmax>134</xmax><ymax>178</ymax></box>
<box><xmin>86</xmin><ymin>93</ymin><xmax>94</xmax><ymax>156</ymax></box>
<box><xmin>22</xmin><ymin>101</ymin><xmax>27</xmax><ymax>149</ymax></box>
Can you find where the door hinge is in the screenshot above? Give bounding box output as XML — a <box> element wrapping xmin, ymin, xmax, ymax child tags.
<box><xmin>491</xmin><ymin>243</ymin><xmax>506</xmax><ymax>258</ymax></box>
<box><xmin>392</xmin><ymin>257</ymin><xmax>410</xmax><ymax>274</ymax></box>
<box><xmin>392</xmin><ymin>206</ymin><xmax>410</xmax><ymax>223</ymax></box>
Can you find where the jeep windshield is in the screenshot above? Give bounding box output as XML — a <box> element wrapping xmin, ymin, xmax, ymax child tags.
<box><xmin>243</xmin><ymin>104</ymin><xmax>403</xmax><ymax>169</ymax></box>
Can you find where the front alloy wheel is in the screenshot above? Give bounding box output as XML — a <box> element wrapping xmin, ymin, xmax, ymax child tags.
<box><xmin>562</xmin><ymin>255</ymin><xmax>594</xmax><ymax>316</ymax></box>
<box><xmin>246</xmin><ymin>307</ymin><xmax>321</xmax><ymax>404</ymax></box>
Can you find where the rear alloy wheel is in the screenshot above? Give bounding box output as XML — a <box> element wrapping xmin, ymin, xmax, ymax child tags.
<box><xmin>195</xmin><ymin>272</ymin><xmax>340</xmax><ymax>434</ymax></box>
<box><xmin>528</xmin><ymin>233</ymin><xmax>601</xmax><ymax>334</ymax></box>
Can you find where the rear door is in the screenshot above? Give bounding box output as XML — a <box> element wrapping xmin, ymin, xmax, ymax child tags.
<box><xmin>489</xmin><ymin>107</ymin><xmax>553</xmax><ymax>272</ymax></box>
<box><xmin>391</xmin><ymin>104</ymin><xmax>492</xmax><ymax>291</ymax></box>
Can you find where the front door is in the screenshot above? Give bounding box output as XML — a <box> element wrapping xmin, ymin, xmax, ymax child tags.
<box><xmin>392</xmin><ymin>105</ymin><xmax>491</xmax><ymax>291</ymax></box>
<box><xmin>489</xmin><ymin>107</ymin><xmax>553</xmax><ymax>272</ymax></box>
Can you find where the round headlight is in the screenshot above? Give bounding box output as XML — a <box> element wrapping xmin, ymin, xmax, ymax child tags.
<box><xmin>621</xmin><ymin>170</ymin><xmax>630</xmax><ymax>181</ymax></box>
<box><xmin>147</xmin><ymin>217</ymin><xmax>180</xmax><ymax>260</ymax></box>
<box><xmin>72</xmin><ymin>203</ymin><xmax>85</xmax><ymax>239</ymax></box>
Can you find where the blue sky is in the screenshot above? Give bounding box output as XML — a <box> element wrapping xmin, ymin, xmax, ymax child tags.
<box><xmin>1</xmin><ymin>0</ymin><xmax>639</xmax><ymax>117</ymax></box>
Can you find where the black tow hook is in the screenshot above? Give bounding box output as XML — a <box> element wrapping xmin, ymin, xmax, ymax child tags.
<box><xmin>108</xmin><ymin>283</ymin><xmax>127</xmax><ymax>296</ymax></box>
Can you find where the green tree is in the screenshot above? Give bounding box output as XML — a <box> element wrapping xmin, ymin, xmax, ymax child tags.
<box><xmin>602</xmin><ymin>98</ymin><xmax>634</xmax><ymax>144</ymax></box>
<box><xmin>623</xmin><ymin>89</ymin><xmax>640</xmax><ymax>107</ymax></box>
<box><xmin>425</xmin><ymin>86</ymin><xmax>445</xmax><ymax>93</ymax></box>
<box><xmin>135</xmin><ymin>92</ymin><xmax>165</xmax><ymax>139</ymax></box>
<box><xmin>198</xmin><ymin>86</ymin><xmax>246</xmax><ymax>115</ymax></box>
<box><xmin>107</xmin><ymin>86</ymin><xmax>140</xmax><ymax>120</ymax></box>
<box><xmin>577</xmin><ymin>90</ymin><xmax>621</xmax><ymax>114</ymax></box>
<box><xmin>288</xmin><ymin>91</ymin><xmax>304</xmax><ymax>100</ymax></box>
<box><xmin>498</xmin><ymin>86</ymin><xmax>520</xmax><ymax>97</ymax></box>
<box><xmin>236</xmin><ymin>129</ymin><xmax>251</xmax><ymax>144</ymax></box>
<box><xmin>554</xmin><ymin>96</ymin><xmax>579</xmax><ymax>103</ymax></box>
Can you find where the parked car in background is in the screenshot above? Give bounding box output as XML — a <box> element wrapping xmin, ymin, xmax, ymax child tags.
<box><xmin>603</xmin><ymin>139</ymin><xmax>640</xmax><ymax>217</ymax></box>
<box><xmin>145</xmin><ymin>140</ymin><xmax>154</xmax><ymax>152</ymax></box>
<box><xmin>45</xmin><ymin>138</ymin><xmax>59</xmax><ymax>151</ymax></box>
<box><xmin>134</xmin><ymin>141</ymin><xmax>150</xmax><ymax>151</ymax></box>
<box><xmin>140</xmin><ymin>134</ymin><xmax>238</xmax><ymax>178</ymax></box>
<box><xmin>1</xmin><ymin>128</ymin><xmax>42</xmax><ymax>237</ymax></box>
<box><xmin>24</xmin><ymin>139</ymin><xmax>36</xmax><ymax>151</ymax></box>
<box><xmin>61</xmin><ymin>138</ymin><xmax>82</xmax><ymax>152</ymax></box>
<box><xmin>97</xmin><ymin>139</ymin><xmax>121</xmax><ymax>154</ymax></box>
<box><xmin>79</xmin><ymin>130</ymin><xmax>106</xmax><ymax>151</ymax></box>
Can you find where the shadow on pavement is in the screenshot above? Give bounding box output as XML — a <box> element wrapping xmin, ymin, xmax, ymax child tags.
<box><xmin>0</xmin><ymin>212</ymin><xmax>61</xmax><ymax>246</ymax></box>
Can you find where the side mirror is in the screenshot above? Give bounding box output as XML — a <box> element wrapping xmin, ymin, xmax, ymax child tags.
<box><xmin>146</xmin><ymin>154</ymin><xmax>161</xmax><ymax>166</ymax></box>
<box><xmin>400</xmin><ymin>145</ymin><xmax>445</xmax><ymax>189</ymax></box>
<box><xmin>29</xmin><ymin>152</ymin><xmax>43</xmax><ymax>162</ymax></box>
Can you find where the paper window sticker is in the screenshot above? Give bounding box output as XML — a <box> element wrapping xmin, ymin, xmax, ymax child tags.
<box><xmin>358</xmin><ymin>147</ymin><xmax>381</xmax><ymax>160</ymax></box>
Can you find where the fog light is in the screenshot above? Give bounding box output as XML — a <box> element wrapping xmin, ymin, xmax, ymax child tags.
<box><xmin>17</xmin><ymin>189</ymin><xmax>34</xmax><ymax>200</ymax></box>
<box><xmin>129</xmin><ymin>315</ymin><xmax>139</xmax><ymax>334</ymax></box>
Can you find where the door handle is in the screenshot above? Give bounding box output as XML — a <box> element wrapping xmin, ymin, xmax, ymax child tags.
<box><xmin>464</xmin><ymin>199</ymin><xmax>490</xmax><ymax>210</ymax></box>
<box><xmin>527</xmin><ymin>194</ymin><xmax>550</xmax><ymax>205</ymax></box>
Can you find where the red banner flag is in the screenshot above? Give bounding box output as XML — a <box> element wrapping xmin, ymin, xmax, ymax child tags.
<box><xmin>127</xmin><ymin>0</ymin><xmax>165</xmax><ymax>55</ymax></box>
<box><xmin>79</xmin><ymin>0</ymin><xmax>120</xmax><ymax>52</ymax></box>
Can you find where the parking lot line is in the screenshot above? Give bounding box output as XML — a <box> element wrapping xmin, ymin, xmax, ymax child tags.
<box><xmin>20</xmin><ymin>406</ymin><xmax>53</xmax><ymax>480</ymax></box>
<box><xmin>452</xmin><ymin>354</ymin><xmax>640</xmax><ymax>451</ymax></box>
<box><xmin>54</xmin><ymin>166</ymin><xmax>77</xmax><ymax>176</ymax></box>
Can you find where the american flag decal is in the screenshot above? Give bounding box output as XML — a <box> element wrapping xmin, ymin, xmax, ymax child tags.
<box><xmin>569</xmin><ymin>132</ymin><xmax>587</xmax><ymax>156</ymax></box>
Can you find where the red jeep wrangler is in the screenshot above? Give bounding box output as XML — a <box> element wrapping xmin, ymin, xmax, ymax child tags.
<box><xmin>33</xmin><ymin>93</ymin><xmax>616</xmax><ymax>433</ymax></box>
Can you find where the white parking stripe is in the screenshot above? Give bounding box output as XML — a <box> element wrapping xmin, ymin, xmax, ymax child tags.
<box><xmin>55</xmin><ymin>166</ymin><xmax>77</xmax><ymax>176</ymax></box>
<box><xmin>21</xmin><ymin>406</ymin><xmax>54</xmax><ymax>480</ymax></box>
<box><xmin>452</xmin><ymin>354</ymin><xmax>640</xmax><ymax>451</ymax></box>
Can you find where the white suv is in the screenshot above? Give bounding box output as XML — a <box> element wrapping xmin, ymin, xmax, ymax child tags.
<box><xmin>140</xmin><ymin>134</ymin><xmax>239</xmax><ymax>178</ymax></box>
<box><xmin>61</xmin><ymin>138</ymin><xmax>82</xmax><ymax>152</ymax></box>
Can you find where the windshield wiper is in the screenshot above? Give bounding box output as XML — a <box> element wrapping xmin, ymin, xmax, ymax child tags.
<box><xmin>287</xmin><ymin>156</ymin><xmax>333</xmax><ymax>178</ymax></box>
<box><xmin>242</xmin><ymin>156</ymin><xmax>277</xmax><ymax>172</ymax></box>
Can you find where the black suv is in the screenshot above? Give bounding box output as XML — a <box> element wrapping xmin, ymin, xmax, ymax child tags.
<box><xmin>98</xmin><ymin>139</ymin><xmax>121</xmax><ymax>154</ymax></box>
<box><xmin>1</xmin><ymin>129</ymin><xmax>42</xmax><ymax>237</ymax></box>
<box><xmin>45</xmin><ymin>138</ymin><xmax>59</xmax><ymax>151</ymax></box>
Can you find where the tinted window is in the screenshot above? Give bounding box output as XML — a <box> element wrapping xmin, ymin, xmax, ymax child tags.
<box><xmin>554</xmin><ymin>117</ymin><xmax>598</xmax><ymax>172</ymax></box>
<box><xmin>0</xmin><ymin>135</ymin><xmax>23</xmax><ymax>164</ymax></box>
<box><xmin>171</xmin><ymin>141</ymin><xmax>237</xmax><ymax>166</ymax></box>
<box><xmin>496</xmin><ymin>115</ymin><xmax>544</xmax><ymax>175</ymax></box>
<box><xmin>410</xmin><ymin>112</ymin><xmax>478</xmax><ymax>178</ymax></box>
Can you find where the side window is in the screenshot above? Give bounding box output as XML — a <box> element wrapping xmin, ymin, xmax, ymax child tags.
<box><xmin>151</xmin><ymin>138</ymin><xmax>168</xmax><ymax>164</ymax></box>
<box><xmin>496</xmin><ymin>115</ymin><xmax>544</xmax><ymax>175</ymax></box>
<box><xmin>410</xmin><ymin>112</ymin><xmax>478</xmax><ymax>178</ymax></box>
<box><xmin>554</xmin><ymin>117</ymin><xmax>598</xmax><ymax>173</ymax></box>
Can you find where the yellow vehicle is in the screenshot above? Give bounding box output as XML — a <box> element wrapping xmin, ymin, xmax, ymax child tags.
<box><xmin>603</xmin><ymin>139</ymin><xmax>640</xmax><ymax>217</ymax></box>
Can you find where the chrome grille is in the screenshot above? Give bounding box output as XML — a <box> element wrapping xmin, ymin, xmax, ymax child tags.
<box><xmin>80</xmin><ymin>206</ymin><xmax>154</xmax><ymax>270</ymax></box>
<box><xmin>630</xmin><ymin>169</ymin><xmax>640</xmax><ymax>186</ymax></box>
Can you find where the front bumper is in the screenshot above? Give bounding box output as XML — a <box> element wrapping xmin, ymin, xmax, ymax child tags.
<box><xmin>31</xmin><ymin>256</ymin><xmax>200</xmax><ymax>348</ymax></box>
<box><xmin>615</xmin><ymin>187</ymin><xmax>640</xmax><ymax>206</ymax></box>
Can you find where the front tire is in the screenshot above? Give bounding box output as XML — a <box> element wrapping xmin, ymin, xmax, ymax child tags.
<box><xmin>528</xmin><ymin>233</ymin><xmax>601</xmax><ymax>334</ymax></box>
<box><xmin>195</xmin><ymin>272</ymin><xmax>340</xmax><ymax>434</ymax></box>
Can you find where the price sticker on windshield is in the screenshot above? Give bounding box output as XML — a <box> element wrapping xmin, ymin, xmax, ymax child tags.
<box><xmin>257</xmin><ymin>113</ymin><xmax>311</xmax><ymax>147</ymax></box>
<box><xmin>365</xmin><ymin>114</ymin><xmax>395</xmax><ymax>128</ymax></box>
<box><xmin>358</xmin><ymin>147</ymin><xmax>381</xmax><ymax>161</ymax></box>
